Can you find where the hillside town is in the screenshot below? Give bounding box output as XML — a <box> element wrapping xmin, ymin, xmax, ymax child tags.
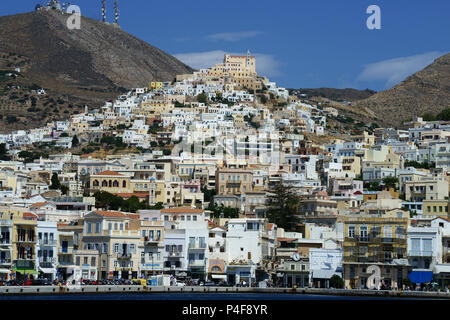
<box><xmin>1</xmin><ymin>52</ymin><xmax>450</xmax><ymax>291</ymax></box>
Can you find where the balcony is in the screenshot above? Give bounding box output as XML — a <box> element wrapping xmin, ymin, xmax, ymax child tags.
<box><xmin>16</xmin><ymin>237</ymin><xmax>36</xmax><ymax>243</ymax></box>
<box><xmin>168</xmin><ymin>251</ymin><xmax>182</xmax><ymax>258</ymax></box>
<box><xmin>188</xmin><ymin>260</ymin><xmax>206</xmax><ymax>267</ymax></box>
<box><xmin>408</xmin><ymin>250</ymin><xmax>433</xmax><ymax>257</ymax></box>
<box><xmin>144</xmin><ymin>236</ymin><xmax>161</xmax><ymax>245</ymax></box>
<box><xmin>38</xmin><ymin>239</ymin><xmax>57</xmax><ymax>246</ymax></box>
<box><xmin>116</xmin><ymin>252</ymin><xmax>132</xmax><ymax>259</ymax></box>
<box><xmin>0</xmin><ymin>239</ymin><xmax>11</xmax><ymax>245</ymax></box>
<box><xmin>39</xmin><ymin>257</ymin><xmax>56</xmax><ymax>264</ymax></box>
<box><xmin>226</xmin><ymin>181</ymin><xmax>241</xmax><ymax>188</ymax></box>
<box><xmin>0</xmin><ymin>258</ymin><xmax>11</xmax><ymax>265</ymax></box>
<box><xmin>189</xmin><ymin>242</ymin><xmax>207</xmax><ymax>250</ymax></box>
<box><xmin>58</xmin><ymin>248</ymin><xmax>73</xmax><ymax>255</ymax></box>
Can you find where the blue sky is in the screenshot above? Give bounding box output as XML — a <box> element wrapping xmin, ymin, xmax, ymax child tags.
<box><xmin>1</xmin><ymin>0</ymin><xmax>449</xmax><ymax>91</ymax></box>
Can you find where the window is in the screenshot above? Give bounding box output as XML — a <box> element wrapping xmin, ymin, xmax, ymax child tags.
<box><xmin>423</xmin><ymin>239</ymin><xmax>432</xmax><ymax>253</ymax></box>
<box><xmin>119</xmin><ymin>224</ymin><xmax>123</xmax><ymax>230</ymax></box>
<box><xmin>193</xmin><ymin>215</ymin><xmax>197</xmax><ymax>221</ymax></box>
<box><xmin>114</xmin><ymin>260</ymin><xmax>118</xmax><ymax>268</ymax></box>
<box><xmin>114</xmin><ymin>243</ymin><xmax>119</xmax><ymax>253</ymax></box>
<box><xmin>360</xmin><ymin>226</ymin><xmax>368</xmax><ymax>240</ymax></box>
<box><xmin>87</xmin><ymin>223</ymin><xmax>92</xmax><ymax>233</ymax></box>
<box><xmin>348</xmin><ymin>225</ymin><xmax>356</xmax><ymax>238</ymax></box>
<box><xmin>95</xmin><ymin>222</ymin><xmax>100</xmax><ymax>233</ymax></box>
<box><xmin>187</xmin><ymin>215</ymin><xmax>191</xmax><ymax>221</ymax></box>
<box><xmin>114</xmin><ymin>223</ymin><xmax>118</xmax><ymax>231</ymax></box>
<box><xmin>84</xmin><ymin>257</ymin><xmax>88</xmax><ymax>265</ymax></box>
<box><xmin>142</xmin><ymin>230</ymin><xmax>146</xmax><ymax>237</ymax></box>
<box><xmin>102</xmin><ymin>260</ymin><xmax>106</xmax><ymax>267</ymax></box>
<box><xmin>108</xmin><ymin>223</ymin><xmax>112</xmax><ymax>230</ymax></box>
<box><xmin>181</xmin><ymin>215</ymin><xmax>185</xmax><ymax>221</ymax></box>
<box><xmin>76</xmin><ymin>257</ymin><xmax>80</xmax><ymax>266</ymax></box>
<box><xmin>91</xmin><ymin>257</ymin><xmax>96</xmax><ymax>266</ymax></box>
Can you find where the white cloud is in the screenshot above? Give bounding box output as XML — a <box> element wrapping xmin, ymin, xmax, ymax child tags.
<box><xmin>357</xmin><ymin>51</ymin><xmax>443</xmax><ymax>88</ymax></box>
<box><xmin>174</xmin><ymin>50</ymin><xmax>282</xmax><ymax>78</ymax></box>
<box><xmin>205</xmin><ymin>31</ymin><xmax>263</xmax><ymax>42</ymax></box>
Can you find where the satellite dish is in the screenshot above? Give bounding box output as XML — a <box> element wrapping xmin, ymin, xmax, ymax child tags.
<box><xmin>292</xmin><ymin>253</ymin><xmax>300</xmax><ymax>261</ymax></box>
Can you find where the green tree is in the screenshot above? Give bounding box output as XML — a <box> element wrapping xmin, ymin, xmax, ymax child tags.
<box><xmin>72</xmin><ymin>135</ymin><xmax>79</xmax><ymax>147</ymax></box>
<box><xmin>367</xmin><ymin>182</ymin><xmax>379</xmax><ymax>191</ymax></box>
<box><xmin>382</xmin><ymin>176</ymin><xmax>398</xmax><ymax>190</ymax></box>
<box><xmin>330</xmin><ymin>275</ymin><xmax>344</xmax><ymax>289</ymax></box>
<box><xmin>197</xmin><ymin>92</ymin><xmax>208</xmax><ymax>104</ymax></box>
<box><xmin>50</xmin><ymin>173</ymin><xmax>61</xmax><ymax>190</ymax></box>
<box><xmin>266</xmin><ymin>181</ymin><xmax>300</xmax><ymax>231</ymax></box>
<box><xmin>60</xmin><ymin>184</ymin><xmax>69</xmax><ymax>195</ymax></box>
<box><xmin>0</xmin><ymin>143</ymin><xmax>10</xmax><ymax>161</ymax></box>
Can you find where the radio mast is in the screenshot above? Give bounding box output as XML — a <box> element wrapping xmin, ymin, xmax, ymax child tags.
<box><xmin>114</xmin><ymin>0</ymin><xmax>119</xmax><ymax>25</ymax></box>
<box><xmin>101</xmin><ymin>0</ymin><xmax>106</xmax><ymax>22</ymax></box>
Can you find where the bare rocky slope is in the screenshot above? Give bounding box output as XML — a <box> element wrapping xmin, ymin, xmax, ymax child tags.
<box><xmin>356</xmin><ymin>53</ymin><xmax>450</xmax><ymax>127</ymax></box>
<box><xmin>0</xmin><ymin>9</ymin><xmax>193</xmax><ymax>132</ymax></box>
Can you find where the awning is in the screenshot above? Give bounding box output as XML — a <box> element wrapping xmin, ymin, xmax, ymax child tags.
<box><xmin>211</xmin><ymin>274</ymin><xmax>227</xmax><ymax>280</ymax></box>
<box><xmin>14</xmin><ymin>268</ymin><xmax>38</xmax><ymax>275</ymax></box>
<box><xmin>39</xmin><ymin>267</ymin><xmax>56</xmax><ymax>274</ymax></box>
<box><xmin>312</xmin><ymin>269</ymin><xmax>338</xmax><ymax>279</ymax></box>
<box><xmin>434</xmin><ymin>265</ymin><xmax>450</xmax><ymax>274</ymax></box>
<box><xmin>0</xmin><ymin>269</ymin><xmax>10</xmax><ymax>274</ymax></box>
<box><xmin>408</xmin><ymin>271</ymin><xmax>433</xmax><ymax>284</ymax></box>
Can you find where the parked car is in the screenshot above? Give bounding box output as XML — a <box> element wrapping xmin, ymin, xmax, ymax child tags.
<box><xmin>176</xmin><ymin>281</ymin><xmax>186</xmax><ymax>287</ymax></box>
<box><xmin>31</xmin><ymin>278</ymin><xmax>52</xmax><ymax>286</ymax></box>
<box><xmin>218</xmin><ymin>281</ymin><xmax>231</xmax><ymax>287</ymax></box>
<box><xmin>203</xmin><ymin>281</ymin><xmax>215</xmax><ymax>287</ymax></box>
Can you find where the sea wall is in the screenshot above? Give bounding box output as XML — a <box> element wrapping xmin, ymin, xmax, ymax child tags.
<box><xmin>0</xmin><ymin>285</ymin><xmax>449</xmax><ymax>299</ymax></box>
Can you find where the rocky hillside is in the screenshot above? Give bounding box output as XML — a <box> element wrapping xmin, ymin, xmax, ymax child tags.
<box><xmin>357</xmin><ymin>53</ymin><xmax>450</xmax><ymax>127</ymax></box>
<box><xmin>0</xmin><ymin>9</ymin><xmax>194</xmax><ymax>132</ymax></box>
<box><xmin>290</xmin><ymin>88</ymin><xmax>376</xmax><ymax>102</ymax></box>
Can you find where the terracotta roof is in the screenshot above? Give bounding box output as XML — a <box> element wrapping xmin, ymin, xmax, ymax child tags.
<box><xmin>23</xmin><ymin>212</ymin><xmax>37</xmax><ymax>218</ymax></box>
<box><xmin>161</xmin><ymin>207</ymin><xmax>203</xmax><ymax>214</ymax></box>
<box><xmin>277</xmin><ymin>237</ymin><xmax>297</xmax><ymax>242</ymax></box>
<box><xmin>30</xmin><ymin>202</ymin><xmax>50</xmax><ymax>208</ymax></box>
<box><xmin>93</xmin><ymin>210</ymin><xmax>140</xmax><ymax>219</ymax></box>
<box><xmin>94</xmin><ymin>210</ymin><xmax>128</xmax><ymax>218</ymax></box>
<box><xmin>94</xmin><ymin>170</ymin><xmax>123</xmax><ymax>176</ymax></box>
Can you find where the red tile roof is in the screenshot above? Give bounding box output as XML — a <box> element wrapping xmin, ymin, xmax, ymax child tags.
<box><xmin>94</xmin><ymin>210</ymin><xmax>128</xmax><ymax>217</ymax></box>
<box><xmin>277</xmin><ymin>237</ymin><xmax>297</xmax><ymax>242</ymax></box>
<box><xmin>93</xmin><ymin>210</ymin><xmax>140</xmax><ymax>219</ymax></box>
<box><xmin>30</xmin><ymin>202</ymin><xmax>50</xmax><ymax>208</ymax></box>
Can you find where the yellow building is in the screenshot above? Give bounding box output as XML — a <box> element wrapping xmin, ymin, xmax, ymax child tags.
<box><xmin>149</xmin><ymin>81</ymin><xmax>163</xmax><ymax>90</ymax></box>
<box><xmin>341</xmin><ymin>156</ymin><xmax>361</xmax><ymax>177</ymax></box>
<box><xmin>422</xmin><ymin>199</ymin><xmax>450</xmax><ymax>218</ymax></box>
<box><xmin>343</xmin><ymin>215</ymin><xmax>409</xmax><ymax>289</ymax></box>
<box><xmin>12</xmin><ymin>213</ymin><xmax>38</xmax><ymax>279</ymax></box>
<box><xmin>89</xmin><ymin>170</ymin><xmax>132</xmax><ymax>195</ymax></box>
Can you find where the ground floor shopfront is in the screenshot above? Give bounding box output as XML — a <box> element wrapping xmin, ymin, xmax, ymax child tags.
<box><xmin>277</xmin><ymin>271</ymin><xmax>309</xmax><ymax>288</ymax></box>
<box><xmin>343</xmin><ymin>262</ymin><xmax>409</xmax><ymax>290</ymax></box>
<box><xmin>226</xmin><ymin>265</ymin><xmax>256</xmax><ymax>286</ymax></box>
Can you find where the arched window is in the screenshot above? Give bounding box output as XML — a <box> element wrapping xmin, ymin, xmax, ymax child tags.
<box><xmin>113</xmin><ymin>180</ymin><xmax>119</xmax><ymax>187</ymax></box>
<box><xmin>102</xmin><ymin>180</ymin><xmax>107</xmax><ymax>187</ymax></box>
<box><xmin>211</xmin><ymin>266</ymin><xmax>221</xmax><ymax>272</ymax></box>
<box><xmin>93</xmin><ymin>180</ymin><xmax>99</xmax><ymax>187</ymax></box>
<box><xmin>122</xmin><ymin>181</ymin><xmax>127</xmax><ymax>188</ymax></box>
